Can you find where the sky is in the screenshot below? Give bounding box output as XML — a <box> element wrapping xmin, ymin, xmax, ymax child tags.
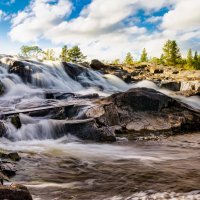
<box><xmin>0</xmin><ymin>0</ymin><xmax>200</xmax><ymax>61</ymax></box>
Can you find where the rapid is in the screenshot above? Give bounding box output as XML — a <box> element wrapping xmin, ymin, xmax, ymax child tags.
<box><xmin>0</xmin><ymin>57</ymin><xmax>200</xmax><ymax>200</ymax></box>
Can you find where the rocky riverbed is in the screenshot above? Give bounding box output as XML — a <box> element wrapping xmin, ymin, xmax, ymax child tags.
<box><xmin>0</xmin><ymin>56</ymin><xmax>200</xmax><ymax>199</ymax></box>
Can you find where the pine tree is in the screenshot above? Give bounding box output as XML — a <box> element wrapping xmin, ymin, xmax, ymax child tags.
<box><xmin>60</xmin><ymin>45</ymin><xmax>69</xmax><ymax>62</ymax></box>
<box><xmin>124</xmin><ymin>52</ymin><xmax>134</xmax><ymax>65</ymax></box>
<box><xmin>193</xmin><ymin>51</ymin><xmax>200</xmax><ymax>69</ymax></box>
<box><xmin>140</xmin><ymin>48</ymin><xmax>148</xmax><ymax>62</ymax></box>
<box><xmin>160</xmin><ymin>54</ymin><xmax>165</xmax><ymax>65</ymax></box>
<box><xmin>162</xmin><ymin>40</ymin><xmax>171</xmax><ymax>65</ymax></box>
<box><xmin>186</xmin><ymin>49</ymin><xmax>193</xmax><ymax>68</ymax></box>
<box><xmin>170</xmin><ymin>40</ymin><xmax>181</xmax><ymax>65</ymax></box>
<box><xmin>67</xmin><ymin>46</ymin><xmax>86</xmax><ymax>63</ymax></box>
<box><xmin>162</xmin><ymin>40</ymin><xmax>181</xmax><ymax>66</ymax></box>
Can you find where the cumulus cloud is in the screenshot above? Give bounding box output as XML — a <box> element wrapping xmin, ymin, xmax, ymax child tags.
<box><xmin>9</xmin><ymin>0</ymin><xmax>72</xmax><ymax>42</ymax></box>
<box><xmin>161</xmin><ymin>0</ymin><xmax>200</xmax><ymax>32</ymax></box>
<box><xmin>8</xmin><ymin>0</ymin><xmax>200</xmax><ymax>60</ymax></box>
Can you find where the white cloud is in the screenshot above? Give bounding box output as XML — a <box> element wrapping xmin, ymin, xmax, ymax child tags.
<box><xmin>161</xmin><ymin>0</ymin><xmax>200</xmax><ymax>32</ymax></box>
<box><xmin>8</xmin><ymin>0</ymin><xmax>200</xmax><ymax>60</ymax></box>
<box><xmin>9</xmin><ymin>0</ymin><xmax>72</xmax><ymax>42</ymax></box>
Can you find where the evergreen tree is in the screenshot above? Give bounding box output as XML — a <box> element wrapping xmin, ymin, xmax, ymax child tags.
<box><xmin>67</xmin><ymin>46</ymin><xmax>86</xmax><ymax>63</ymax></box>
<box><xmin>162</xmin><ymin>40</ymin><xmax>171</xmax><ymax>65</ymax></box>
<box><xmin>186</xmin><ymin>49</ymin><xmax>193</xmax><ymax>68</ymax></box>
<box><xmin>140</xmin><ymin>48</ymin><xmax>148</xmax><ymax>62</ymax></box>
<box><xmin>60</xmin><ymin>45</ymin><xmax>69</xmax><ymax>62</ymax></box>
<box><xmin>160</xmin><ymin>54</ymin><xmax>165</xmax><ymax>65</ymax></box>
<box><xmin>124</xmin><ymin>52</ymin><xmax>134</xmax><ymax>65</ymax></box>
<box><xmin>193</xmin><ymin>51</ymin><xmax>200</xmax><ymax>69</ymax></box>
<box><xmin>162</xmin><ymin>40</ymin><xmax>181</xmax><ymax>66</ymax></box>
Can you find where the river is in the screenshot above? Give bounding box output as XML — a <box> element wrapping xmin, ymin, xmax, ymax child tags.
<box><xmin>0</xmin><ymin>58</ymin><xmax>200</xmax><ymax>199</ymax></box>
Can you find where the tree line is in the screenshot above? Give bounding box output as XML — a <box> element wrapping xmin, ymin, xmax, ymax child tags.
<box><xmin>20</xmin><ymin>40</ymin><xmax>200</xmax><ymax>70</ymax></box>
<box><xmin>123</xmin><ymin>40</ymin><xmax>200</xmax><ymax>70</ymax></box>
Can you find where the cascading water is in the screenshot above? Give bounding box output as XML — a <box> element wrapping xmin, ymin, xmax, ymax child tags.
<box><xmin>0</xmin><ymin>56</ymin><xmax>200</xmax><ymax>200</ymax></box>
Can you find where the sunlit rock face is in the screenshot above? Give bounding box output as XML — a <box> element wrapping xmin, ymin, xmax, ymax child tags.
<box><xmin>86</xmin><ymin>88</ymin><xmax>200</xmax><ymax>138</ymax></box>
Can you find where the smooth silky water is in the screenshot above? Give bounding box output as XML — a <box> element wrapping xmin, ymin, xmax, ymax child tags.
<box><xmin>0</xmin><ymin>58</ymin><xmax>200</xmax><ymax>199</ymax></box>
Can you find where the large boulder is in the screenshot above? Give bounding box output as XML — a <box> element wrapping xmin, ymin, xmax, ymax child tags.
<box><xmin>160</xmin><ymin>81</ymin><xmax>181</xmax><ymax>91</ymax></box>
<box><xmin>8</xmin><ymin>61</ymin><xmax>32</xmax><ymax>83</ymax></box>
<box><xmin>1</xmin><ymin>57</ymin><xmax>32</xmax><ymax>83</ymax></box>
<box><xmin>0</xmin><ymin>184</ymin><xmax>32</xmax><ymax>200</ymax></box>
<box><xmin>90</xmin><ymin>59</ymin><xmax>107</xmax><ymax>70</ymax></box>
<box><xmin>63</xmin><ymin>119</ymin><xmax>116</xmax><ymax>142</ymax></box>
<box><xmin>85</xmin><ymin>88</ymin><xmax>200</xmax><ymax>139</ymax></box>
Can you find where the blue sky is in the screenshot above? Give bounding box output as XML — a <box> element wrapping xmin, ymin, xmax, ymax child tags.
<box><xmin>0</xmin><ymin>0</ymin><xmax>200</xmax><ymax>60</ymax></box>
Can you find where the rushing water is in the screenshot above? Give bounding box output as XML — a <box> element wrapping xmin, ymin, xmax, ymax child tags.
<box><xmin>1</xmin><ymin>133</ymin><xmax>200</xmax><ymax>200</ymax></box>
<box><xmin>0</xmin><ymin>57</ymin><xmax>200</xmax><ymax>199</ymax></box>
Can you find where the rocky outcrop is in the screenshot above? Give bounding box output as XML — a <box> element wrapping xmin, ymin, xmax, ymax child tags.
<box><xmin>160</xmin><ymin>81</ymin><xmax>181</xmax><ymax>91</ymax></box>
<box><xmin>9</xmin><ymin>61</ymin><xmax>32</xmax><ymax>83</ymax></box>
<box><xmin>10</xmin><ymin>115</ymin><xmax>22</xmax><ymax>129</ymax></box>
<box><xmin>85</xmin><ymin>88</ymin><xmax>200</xmax><ymax>139</ymax></box>
<box><xmin>63</xmin><ymin>119</ymin><xmax>116</xmax><ymax>142</ymax></box>
<box><xmin>0</xmin><ymin>184</ymin><xmax>32</xmax><ymax>200</ymax></box>
<box><xmin>90</xmin><ymin>59</ymin><xmax>107</xmax><ymax>70</ymax></box>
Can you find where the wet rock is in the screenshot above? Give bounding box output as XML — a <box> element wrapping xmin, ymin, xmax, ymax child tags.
<box><xmin>90</xmin><ymin>59</ymin><xmax>107</xmax><ymax>70</ymax></box>
<box><xmin>0</xmin><ymin>184</ymin><xmax>32</xmax><ymax>200</ymax></box>
<box><xmin>9</xmin><ymin>61</ymin><xmax>32</xmax><ymax>83</ymax></box>
<box><xmin>62</xmin><ymin>62</ymin><xmax>85</xmax><ymax>80</ymax></box>
<box><xmin>0</xmin><ymin>121</ymin><xmax>6</xmax><ymax>137</ymax></box>
<box><xmin>0</xmin><ymin>162</ymin><xmax>17</xmax><ymax>177</ymax></box>
<box><xmin>123</xmin><ymin>75</ymin><xmax>132</xmax><ymax>83</ymax></box>
<box><xmin>0</xmin><ymin>81</ymin><xmax>4</xmax><ymax>95</ymax></box>
<box><xmin>63</xmin><ymin>119</ymin><xmax>116</xmax><ymax>142</ymax></box>
<box><xmin>160</xmin><ymin>81</ymin><xmax>181</xmax><ymax>91</ymax></box>
<box><xmin>86</xmin><ymin>88</ymin><xmax>200</xmax><ymax>139</ymax></box>
<box><xmin>0</xmin><ymin>152</ymin><xmax>21</xmax><ymax>162</ymax></box>
<box><xmin>77</xmin><ymin>93</ymin><xmax>99</xmax><ymax>99</ymax></box>
<box><xmin>10</xmin><ymin>115</ymin><xmax>22</xmax><ymax>129</ymax></box>
<box><xmin>8</xmin><ymin>152</ymin><xmax>21</xmax><ymax>162</ymax></box>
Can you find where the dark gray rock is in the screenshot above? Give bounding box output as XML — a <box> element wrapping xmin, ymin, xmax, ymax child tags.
<box><xmin>63</xmin><ymin>119</ymin><xmax>116</xmax><ymax>142</ymax></box>
<box><xmin>0</xmin><ymin>184</ymin><xmax>32</xmax><ymax>200</ymax></box>
<box><xmin>90</xmin><ymin>59</ymin><xmax>107</xmax><ymax>70</ymax></box>
<box><xmin>10</xmin><ymin>115</ymin><xmax>22</xmax><ymax>129</ymax></box>
<box><xmin>160</xmin><ymin>81</ymin><xmax>181</xmax><ymax>91</ymax></box>
<box><xmin>0</xmin><ymin>122</ymin><xmax>6</xmax><ymax>137</ymax></box>
<box><xmin>0</xmin><ymin>81</ymin><xmax>4</xmax><ymax>95</ymax></box>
